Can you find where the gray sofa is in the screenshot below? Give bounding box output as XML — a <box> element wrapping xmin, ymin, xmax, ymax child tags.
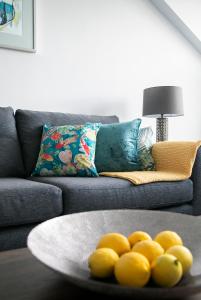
<box><xmin>0</xmin><ymin>107</ymin><xmax>200</xmax><ymax>251</ymax></box>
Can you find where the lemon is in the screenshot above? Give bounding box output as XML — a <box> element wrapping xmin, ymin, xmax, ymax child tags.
<box><xmin>114</xmin><ymin>252</ymin><xmax>151</xmax><ymax>287</ymax></box>
<box><xmin>166</xmin><ymin>245</ymin><xmax>193</xmax><ymax>274</ymax></box>
<box><xmin>128</xmin><ymin>231</ymin><xmax>152</xmax><ymax>248</ymax></box>
<box><xmin>132</xmin><ymin>240</ymin><xmax>164</xmax><ymax>264</ymax></box>
<box><xmin>154</xmin><ymin>231</ymin><xmax>183</xmax><ymax>251</ymax></box>
<box><xmin>96</xmin><ymin>233</ymin><xmax>130</xmax><ymax>256</ymax></box>
<box><xmin>88</xmin><ymin>248</ymin><xmax>119</xmax><ymax>278</ymax></box>
<box><xmin>151</xmin><ymin>254</ymin><xmax>183</xmax><ymax>287</ymax></box>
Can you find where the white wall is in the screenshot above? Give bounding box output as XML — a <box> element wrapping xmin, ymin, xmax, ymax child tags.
<box><xmin>0</xmin><ymin>0</ymin><xmax>200</xmax><ymax>140</ymax></box>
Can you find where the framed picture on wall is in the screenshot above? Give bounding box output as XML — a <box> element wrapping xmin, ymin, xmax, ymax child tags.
<box><xmin>0</xmin><ymin>0</ymin><xmax>35</xmax><ymax>52</ymax></box>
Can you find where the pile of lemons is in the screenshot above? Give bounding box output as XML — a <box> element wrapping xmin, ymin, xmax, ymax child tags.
<box><xmin>88</xmin><ymin>230</ymin><xmax>193</xmax><ymax>288</ymax></box>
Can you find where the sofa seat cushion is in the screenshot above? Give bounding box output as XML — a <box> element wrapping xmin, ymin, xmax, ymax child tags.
<box><xmin>15</xmin><ymin>109</ymin><xmax>119</xmax><ymax>176</ymax></box>
<box><xmin>160</xmin><ymin>204</ymin><xmax>193</xmax><ymax>215</ymax></box>
<box><xmin>30</xmin><ymin>177</ymin><xmax>193</xmax><ymax>214</ymax></box>
<box><xmin>0</xmin><ymin>178</ymin><xmax>62</xmax><ymax>227</ymax></box>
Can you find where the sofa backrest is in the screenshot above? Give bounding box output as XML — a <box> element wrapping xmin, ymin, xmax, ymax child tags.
<box><xmin>15</xmin><ymin>109</ymin><xmax>119</xmax><ymax>176</ymax></box>
<box><xmin>0</xmin><ymin>107</ymin><xmax>25</xmax><ymax>177</ymax></box>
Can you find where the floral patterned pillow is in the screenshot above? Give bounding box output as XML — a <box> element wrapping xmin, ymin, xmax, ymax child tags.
<box><xmin>138</xmin><ymin>127</ymin><xmax>155</xmax><ymax>171</ymax></box>
<box><xmin>32</xmin><ymin>123</ymin><xmax>101</xmax><ymax>177</ymax></box>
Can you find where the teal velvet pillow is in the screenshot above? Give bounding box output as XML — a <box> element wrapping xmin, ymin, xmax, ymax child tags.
<box><xmin>138</xmin><ymin>127</ymin><xmax>155</xmax><ymax>171</ymax></box>
<box><xmin>95</xmin><ymin>119</ymin><xmax>141</xmax><ymax>172</ymax></box>
<box><xmin>32</xmin><ymin>123</ymin><xmax>101</xmax><ymax>177</ymax></box>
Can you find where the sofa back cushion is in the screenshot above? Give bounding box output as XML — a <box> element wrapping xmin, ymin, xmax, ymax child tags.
<box><xmin>15</xmin><ymin>109</ymin><xmax>119</xmax><ymax>176</ymax></box>
<box><xmin>0</xmin><ymin>107</ymin><xmax>25</xmax><ymax>177</ymax></box>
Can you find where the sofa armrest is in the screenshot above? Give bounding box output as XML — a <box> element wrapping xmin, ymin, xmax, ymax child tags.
<box><xmin>191</xmin><ymin>147</ymin><xmax>201</xmax><ymax>215</ymax></box>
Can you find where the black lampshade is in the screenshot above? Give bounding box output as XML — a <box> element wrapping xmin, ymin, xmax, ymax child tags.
<box><xmin>143</xmin><ymin>86</ymin><xmax>184</xmax><ymax>118</ymax></box>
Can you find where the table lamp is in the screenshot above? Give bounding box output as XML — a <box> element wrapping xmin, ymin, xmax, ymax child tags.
<box><xmin>142</xmin><ymin>86</ymin><xmax>184</xmax><ymax>142</ymax></box>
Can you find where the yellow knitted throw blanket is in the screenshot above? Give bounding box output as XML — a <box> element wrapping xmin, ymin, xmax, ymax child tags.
<box><xmin>100</xmin><ymin>141</ymin><xmax>201</xmax><ymax>185</ymax></box>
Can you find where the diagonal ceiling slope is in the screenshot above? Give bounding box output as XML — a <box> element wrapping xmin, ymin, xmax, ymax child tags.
<box><xmin>150</xmin><ymin>0</ymin><xmax>201</xmax><ymax>55</ymax></box>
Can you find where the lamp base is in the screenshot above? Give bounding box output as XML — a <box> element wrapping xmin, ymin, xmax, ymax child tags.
<box><xmin>156</xmin><ymin>117</ymin><xmax>168</xmax><ymax>142</ymax></box>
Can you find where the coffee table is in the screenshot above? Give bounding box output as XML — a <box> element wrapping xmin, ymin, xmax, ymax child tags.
<box><xmin>0</xmin><ymin>248</ymin><xmax>114</xmax><ymax>300</ymax></box>
<box><xmin>0</xmin><ymin>247</ymin><xmax>200</xmax><ymax>300</ymax></box>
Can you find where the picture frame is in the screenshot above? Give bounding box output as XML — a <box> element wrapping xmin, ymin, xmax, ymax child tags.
<box><xmin>0</xmin><ymin>0</ymin><xmax>36</xmax><ymax>52</ymax></box>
